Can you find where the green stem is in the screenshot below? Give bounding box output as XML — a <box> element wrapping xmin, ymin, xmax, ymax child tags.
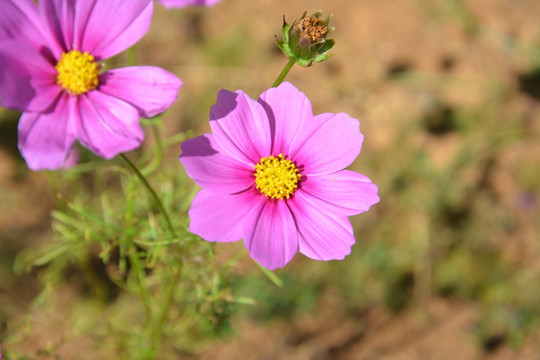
<box><xmin>127</xmin><ymin>45</ymin><xmax>137</xmax><ymax>67</ymax></box>
<box><xmin>272</xmin><ymin>59</ymin><xmax>295</xmax><ymax>87</ymax></box>
<box><xmin>119</xmin><ymin>153</ymin><xmax>176</xmax><ymax>238</ymax></box>
<box><xmin>142</xmin><ymin>125</ymin><xmax>164</xmax><ymax>176</ymax></box>
<box><xmin>128</xmin><ymin>249</ymin><xmax>152</xmax><ymax>320</ymax></box>
<box><xmin>150</xmin><ymin>264</ymin><xmax>182</xmax><ymax>350</ymax></box>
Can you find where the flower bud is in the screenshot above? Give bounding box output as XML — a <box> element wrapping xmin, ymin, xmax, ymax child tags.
<box><xmin>276</xmin><ymin>11</ymin><xmax>335</xmax><ymax>67</ymax></box>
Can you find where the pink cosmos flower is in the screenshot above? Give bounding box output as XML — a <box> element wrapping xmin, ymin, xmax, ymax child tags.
<box><xmin>179</xmin><ymin>82</ymin><xmax>380</xmax><ymax>270</ymax></box>
<box><xmin>0</xmin><ymin>0</ymin><xmax>182</xmax><ymax>170</ymax></box>
<box><xmin>157</xmin><ymin>0</ymin><xmax>221</xmax><ymax>9</ymax></box>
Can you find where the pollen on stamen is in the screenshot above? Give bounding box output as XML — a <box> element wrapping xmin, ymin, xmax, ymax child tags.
<box><xmin>298</xmin><ymin>15</ymin><xmax>328</xmax><ymax>43</ymax></box>
<box><xmin>254</xmin><ymin>154</ymin><xmax>302</xmax><ymax>200</ymax></box>
<box><xmin>55</xmin><ymin>50</ymin><xmax>100</xmax><ymax>95</ymax></box>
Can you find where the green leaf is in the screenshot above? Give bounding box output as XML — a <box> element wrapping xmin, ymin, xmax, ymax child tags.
<box><xmin>255</xmin><ymin>262</ymin><xmax>283</xmax><ymax>287</ymax></box>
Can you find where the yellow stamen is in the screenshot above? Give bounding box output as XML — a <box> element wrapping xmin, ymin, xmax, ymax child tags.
<box><xmin>254</xmin><ymin>154</ymin><xmax>302</xmax><ymax>200</ymax></box>
<box><xmin>55</xmin><ymin>50</ymin><xmax>99</xmax><ymax>95</ymax></box>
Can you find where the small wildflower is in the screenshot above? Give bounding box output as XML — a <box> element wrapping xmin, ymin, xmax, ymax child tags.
<box><xmin>0</xmin><ymin>0</ymin><xmax>182</xmax><ymax>170</ymax></box>
<box><xmin>276</xmin><ymin>10</ymin><xmax>335</xmax><ymax>67</ymax></box>
<box><xmin>179</xmin><ymin>82</ymin><xmax>379</xmax><ymax>270</ymax></box>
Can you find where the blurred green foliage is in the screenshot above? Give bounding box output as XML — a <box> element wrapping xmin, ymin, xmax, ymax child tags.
<box><xmin>3</xmin><ymin>127</ymin><xmax>239</xmax><ymax>359</ymax></box>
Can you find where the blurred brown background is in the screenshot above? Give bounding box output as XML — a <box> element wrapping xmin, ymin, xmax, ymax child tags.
<box><xmin>1</xmin><ymin>0</ymin><xmax>540</xmax><ymax>359</ymax></box>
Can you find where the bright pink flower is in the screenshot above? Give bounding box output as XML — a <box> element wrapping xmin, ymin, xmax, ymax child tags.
<box><xmin>180</xmin><ymin>82</ymin><xmax>379</xmax><ymax>270</ymax></box>
<box><xmin>0</xmin><ymin>0</ymin><xmax>182</xmax><ymax>170</ymax></box>
<box><xmin>157</xmin><ymin>0</ymin><xmax>221</xmax><ymax>8</ymax></box>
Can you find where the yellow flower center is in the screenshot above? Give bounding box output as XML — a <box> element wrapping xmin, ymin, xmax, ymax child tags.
<box><xmin>254</xmin><ymin>154</ymin><xmax>302</xmax><ymax>200</ymax></box>
<box><xmin>55</xmin><ymin>50</ymin><xmax>100</xmax><ymax>95</ymax></box>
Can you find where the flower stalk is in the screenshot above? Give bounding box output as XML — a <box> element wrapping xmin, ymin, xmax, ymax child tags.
<box><xmin>149</xmin><ymin>263</ymin><xmax>182</xmax><ymax>351</ymax></box>
<box><xmin>119</xmin><ymin>153</ymin><xmax>176</xmax><ymax>238</ymax></box>
<box><xmin>272</xmin><ymin>59</ymin><xmax>296</xmax><ymax>87</ymax></box>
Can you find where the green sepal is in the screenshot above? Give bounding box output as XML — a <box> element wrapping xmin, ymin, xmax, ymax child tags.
<box><xmin>275</xmin><ymin>39</ymin><xmax>294</xmax><ymax>59</ymax></box>
<box><xmin>295</xmin><ymin>38</ymin><xmax>312</xmax><ymax>59</ymax></box>
<box><xmin>281</xmin><ymin>20</ymin><xmax>291</xmax><ymax>43</ymax></box>
<box><xmin>318</xmin><ymin>39</ymin><xmax>335</xmax><ymax>54</ymax></box>
<box><xmin>293</xmin><ymin>58</ymin><xmax>314</xmax><ymax>67</ymax></box>
<box><xmin>140</xmin><ymin>115</ymin><xmax>164</xmax><ymax>127</ymax></box>
<box><xmin>312</xmin><ymin>53</ymin><xmax>334</xmax><ymax>64</ymax></box>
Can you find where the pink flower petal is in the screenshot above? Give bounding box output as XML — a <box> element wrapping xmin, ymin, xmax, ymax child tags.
<box><xmin>79</xmin><ymin>0</ymin><xmax>153</xmax><ymax>60</ymax></box>
<box><xmin>243</xmin><ymin>199</ymin><xmax>298</xmax><ymax>270</ymax></box>
<box><xmin>257</xmin><ymin>81</ymin><xmax>315</xmax><ymax>156</ymax></box>
<box><xmin>288</xmin><ymin>191</ymin><xmax>356</xmax><ymax>261</ymax></box>
<box><xmin>69</xmin><ymin>0</ymin><xmax>96</xmax><ymax>51</ymax></box>
<box><xmin>0</xmin><ymin>40</ymin><xmax>60</xmax><ymax>112</ymax></box>
<box><xmin>60</xmin><ymin>147</ymin><xmax>79</xmax><ymax>168</ymax></box>
<box><xmin>210</xmin><ymin>89</ymin><xmax>272</xmax><ymax>164</ymax></box>
<box><xmin>39</xmin><ymin>0</ymin><xmax>75</xmax><ymax>53</ymax></box>
<box><xmin>301</xmin><ymin>170</ymin><xmax>380</xmax><ymax>216</ymax></box>
<box><xmin>189</xmin><ymin>188</ymin><xmax>264</xmax><ymax>243</ymax></box>
<box><xmin>99</xmin><ymin>66</ymin><xmax>182</xmax><ymax>118</ymax></box>
<box><xmin>0</xmin><ymin>0</ymin><xmax>58</xmax><ymax>55</ymax></box>
<box><xmin>293</xmin><ymin>112</ymin><xmax>363</xmax><ymax>175</ymax></box>
<box><xmin>158</xmin><ymin>0</ymin><xmax>221</xmax><ymax>8</ymax></box>
<box><xmin>76</xmin><ymin>91</ymin><xmax>143</xmax><ymax>158</ymax></box>
<box><xmin>18</xmin><ymin>94</ymin><xmax>77</xmax><ymax>170</ymax></box>
<box><xmin>180</xmin><ymin>134</ymin><xmax>255</xmax><ymax>195</ymax></box>
<box><xmin>258</xmin><ymin>82</ymin><xmax>362</xmax><ymax>175</ymax></box>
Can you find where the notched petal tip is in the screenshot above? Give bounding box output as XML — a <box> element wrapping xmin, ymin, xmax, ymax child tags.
<box><xmin>209</xmin><ymin>89</ymin><xmax>239</xmax><ymax>121</ymax></box>
<box><xmin>179</xmin><ymin>134</ymin><xmax>219</xmax><ymax>158</ymax></box>
<box><xmin>244</xmin><ymin>200</ymin><xmax>299</xmax><ymax>270</ymax></box>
